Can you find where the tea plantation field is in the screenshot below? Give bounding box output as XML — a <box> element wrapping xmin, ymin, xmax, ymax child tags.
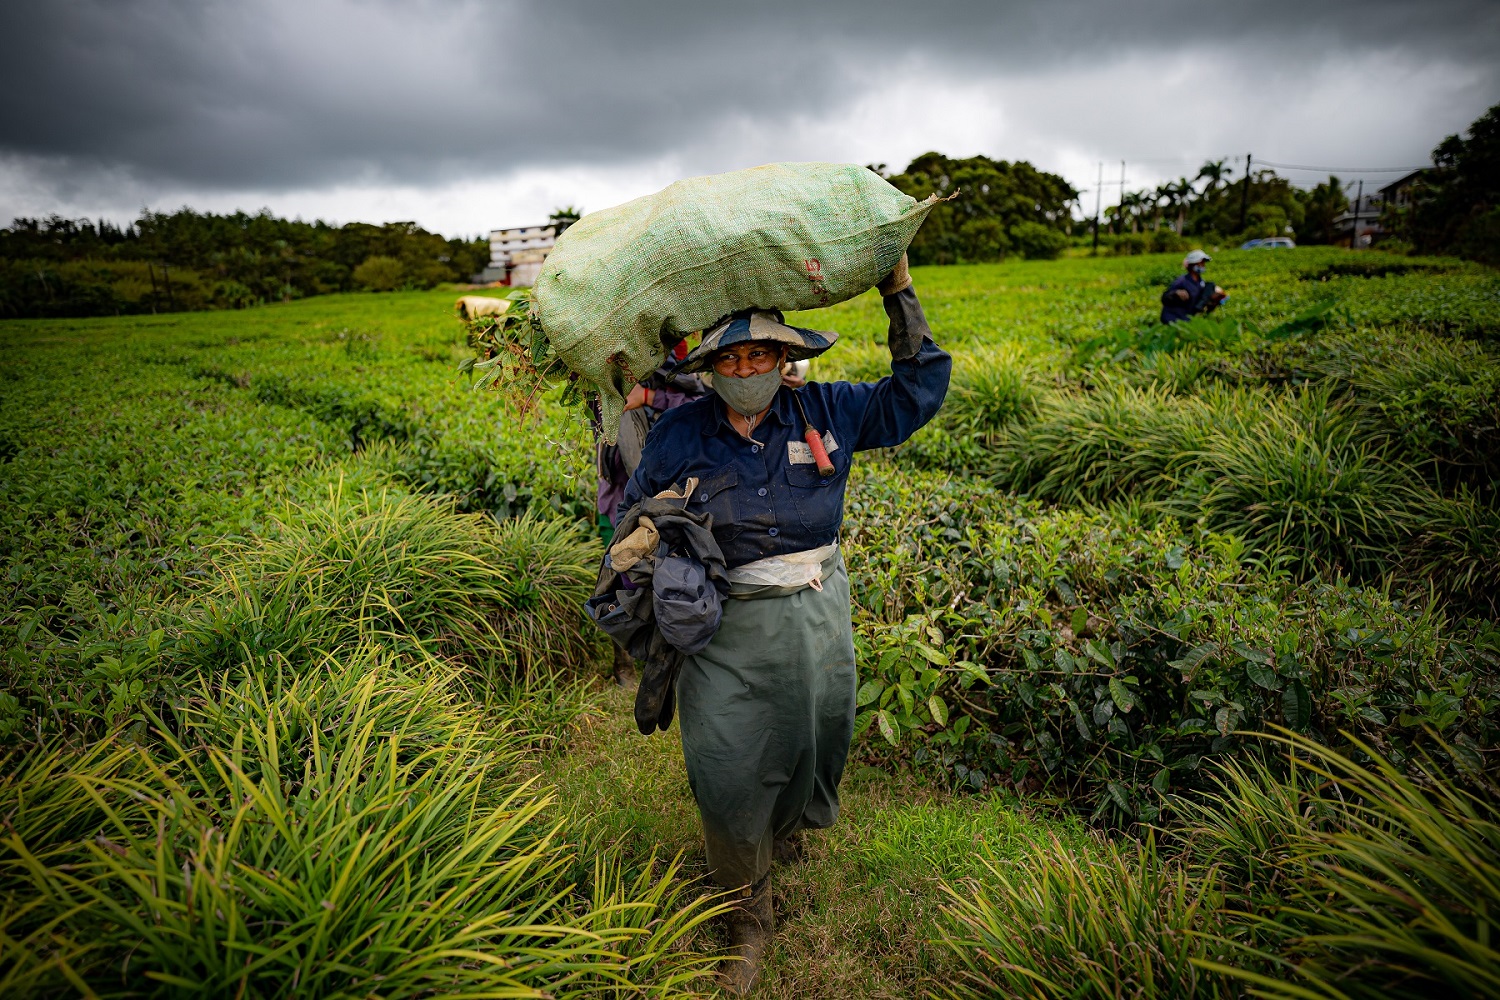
<box><xmin>2</xmin><ymin>248</ymin><xmax>1498</xmax><ymax>997</ymax></box>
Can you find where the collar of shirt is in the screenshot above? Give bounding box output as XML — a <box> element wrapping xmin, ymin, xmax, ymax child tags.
<box><xmin>701</xmin><ymin>387</ymin><xmax>796</xmax><ymax>437</ymax></box>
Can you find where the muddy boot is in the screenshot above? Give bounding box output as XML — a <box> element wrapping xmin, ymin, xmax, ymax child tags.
<box><xmin>720</xmin><ymin>875</ymin><xmax>774</xmax><ymax>995</ymax></box>
<box><xmin>773</xmin><ymin>831</ymin><xmax>804</xmax><ymax>865</ymax></box>
<box><xmin>611</xmin><ymin>645</ymin><xmax>638</xmax><ymax>687</ymax></box>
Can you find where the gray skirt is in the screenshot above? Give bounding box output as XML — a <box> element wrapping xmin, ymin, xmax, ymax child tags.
<box><xmin>675</xmin><ymin>550</ymin><xmax>857</xmax><ymax>889</ymax></box>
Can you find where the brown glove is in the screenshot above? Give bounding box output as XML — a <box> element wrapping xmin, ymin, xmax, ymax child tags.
<box><xmin>876</xmin><ymin>253</ymin><xmax>912</xmax><ymax>297</ymax></box>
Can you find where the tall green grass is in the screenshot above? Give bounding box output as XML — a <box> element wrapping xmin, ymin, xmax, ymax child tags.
<box><xmin>938</xmin><ymin>732</ymin><xmax>1499</xmax><ymax>1000</ymax></box>
<box><xmin>1180</xmin><ymin>732</ymin><xmax>1500</xmax><ymax>999</ymax></box>
<box><xmin>994</xmin><ymin>382</ymin><xmax>1442</xmax><ymax>581</ymax></box>
<box><xmin>937</xmin><ymin>833</ymin><xmax>1237</xmax><ymax>999</ymax></box>
<box><xmin>0</xmin><ymin>653</ymin><xmax>723</xmax><ymax>997</ymax></box>
<box><xmin>185</xmin><ymin>480</ymin><xmax>601</xmax><ymax>680</ymax></box>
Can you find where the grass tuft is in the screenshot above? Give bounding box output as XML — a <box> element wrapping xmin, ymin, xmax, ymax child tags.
<box><xmin>0</xmin><ymin>654</ymin><xmax>722</xmax><ymax>997</ymax></box>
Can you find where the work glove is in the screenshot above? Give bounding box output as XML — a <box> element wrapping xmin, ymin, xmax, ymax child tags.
<box><xmin>884</xmin><ymin>286</ymin><xmax>931</xmax><ymax>361</ymax></box>
<box><xmin>876</xmin><ymin>252</ymin><xmax>912</xmax><ymax>297</ymax></box>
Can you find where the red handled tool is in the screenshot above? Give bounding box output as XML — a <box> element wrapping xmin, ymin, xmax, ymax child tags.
<box><xmin>792</xmin><ymin>391</ymin><xmax>836</xmax><ymax>478</ymax></box>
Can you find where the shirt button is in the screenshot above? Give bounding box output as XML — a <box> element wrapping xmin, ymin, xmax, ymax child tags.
<box><xmin>698</xmin><ymin>493</ymin><xmax>708</xmax><ymax>502</ymax></box>
<box><xmin>757</xmin><ymin>487</ymin><xmax>767</xmax><ymax>497</ymax></box>
<box><xmin>768</xmin><ymin>527</ymin><xmax>779</xmax><ymax>537</ymax></box>
<box><xmin>751</xmin><ymin>445</ymin><xmax>760</xmax><ymax>453</ymax></box>
<box><xmin>819</xmin><ymin>479</ymin><xmax>828</xmax><ymax>486</ymax></box>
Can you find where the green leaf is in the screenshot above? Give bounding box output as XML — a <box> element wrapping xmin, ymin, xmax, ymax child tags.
<box><xmin>876</xmin><ymin>710</ymin><xmax>900</xmax><ymax>746</ymax></box>
<box><xmin>1070</xmin><ymin>607</ymin><xmax>1088</xmax><ymax>636</ymax></box>
<box><xmin>1215</xmin><ymin>706</ymin><xmax>1232</xmax><ymax>737</ymax></box>
<box><xmin>1246</xmin><ymin>661</ymin><xmax>1279</xmax><ymax>690</ymax></box>
<box><xmin>1071</xmin><ymin>703</ymin><xmax>1092</xmax><ymax>740</ymax></box>
<box><xmin>915</xmin><ymin>644</ymin><xmax>949</xmax><ymax>666</ymax></box>
<box><xmin>1232</xmin><ymin>642</ymin><xmax>1270</xmax><ymax>666</ymax></box>
<box><xmin>958</xmin><ymin>661</ymin><xmax>990</xmax><ymax>687</ymax></box>
<box><xmin>852</xmin><ymin>711</ymin><xmax>874</xmax><ymax>738</ymax></box>
<box><xmin>1282</xmin><ymin>680</ymin><xmax>1312</xmax><ymax>731</ymax></box>
<box><xmin>855</xmin><ymin>680</ymin><xmax>883</xmax><ymax>708</ymax></box>
<box><xmin>1170</xmin><ymin>642</ymin><xmax>1217</xmax><ymax>676</ymax></box>
<box><xmin>1106</xmin><ymin>781</ymin><xmax>1132</xmax><ymax>816</ymax></box>
<box><xmin>1085</xmin><ymin>639</ymin><xmax>1115</xmax><ymax>669</ymax></box>
<box><xmin>1151</xmin><ymin>768</ymin><xmax>1170</xmax><ymax>794</ymax></box>
<box><xmin>896</xmin><ymin>683</ymin><xmax>916</xmax><ymax>717</ymax></box>
<box><xmin>928</xmin><ymin>695</ymin><xmax>949</xmax><ymax>727</ymax></box>
<box><xmin>1021</xmin><ymin>648</ymin><xmax>1043</xmax><ymax>671</ymax></box>
<box><xmin>1109</xmin><ymin>677</ymin><xmax>1137</xmax><ymax>713</ymax></box>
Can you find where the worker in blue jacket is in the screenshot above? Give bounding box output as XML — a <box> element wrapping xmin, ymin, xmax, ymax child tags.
<box><xmin>620</xmin><ymin>254</ymin><xmax>950</xmax><ymax>993</ymax></box>
<box><xmin>1160</xmin><ymin>249</ymin><xmax>1228</xmax><ymax>323</ymax></box>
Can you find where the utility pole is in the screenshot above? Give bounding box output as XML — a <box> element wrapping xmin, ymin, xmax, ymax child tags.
<box><xmin>1238</xmin><ymin>153</ymin><xmax>1252</xmax><ymax>233</ymax></box>
<box><xmin>1091</xmin><ymin>161</ymin><xmax>1103</xmax><ymax>255</ymax></box>
<box><xmin>147</xmin><ymin>263</ymin><xmax>160</xmax><ymax>314</ymax></box>
<box><xmin>1352</xmin><ymin>178</ymin><xmax>1364</xmax><ymax>250</ymax></box>
<box><xmin>1117</xmin><ymin>160</ymin><xmax>1126</xmax><ymax>235</ymax></box>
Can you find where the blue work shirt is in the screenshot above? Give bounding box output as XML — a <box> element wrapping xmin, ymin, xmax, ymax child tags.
<box><xmin>621</xmin><ymin>338</ymin><xmax>952</xmax><ymax>569</ymax></box>
<box><xmin>1161</xmin><ymin>272</ymin><xmax>1209</xmax><ymax>324</ymax></box>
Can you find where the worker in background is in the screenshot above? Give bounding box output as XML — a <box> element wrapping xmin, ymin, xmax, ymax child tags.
<box><xmin>1161</xmin><ymin>249</ymin><xmax>1228</xmax><ymax>324</ymax></box>
<box><xmin>620</xmin><ymin>254</ymin><xmax>950</xmax><ymax>993</ymax></box>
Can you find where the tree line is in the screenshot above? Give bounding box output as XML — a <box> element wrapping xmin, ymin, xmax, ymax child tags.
<box><xmin>1390</xmin><ymin>102</ymin><xmax>1500</xmax><ymax>265</ymax></box>
<box><xmin>0</xmin><ymin>209</ymin><xmax>488</xmax><ymax>318</ymax></box>
<box><xmin>1098</xmin><ymin>102</ymin><xmax>1500</xmax><ymax>264</ymax></box>
<box><xmin>880</xmin><ymin>153</ymin><xmax>1080</xmax><ymax>264</ymax></box>
<box><xmin>5</xmin><ymin>108</ymin><xmax>1493</xmax><ymax>321</ymax></box>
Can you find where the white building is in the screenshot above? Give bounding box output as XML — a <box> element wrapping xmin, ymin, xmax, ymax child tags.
<box><xmin>480</xmin><ymin>224</ymin><xmax>558</xmax><ymax>286</ymax></box>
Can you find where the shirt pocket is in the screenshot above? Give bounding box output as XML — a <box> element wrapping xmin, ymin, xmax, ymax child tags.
<box><xmin>689</xmin><ymin>468</ymin><xmax>740</xmax><ymax>540</ymax></box>
<box><xmin>785</xmin><ymin>455</ymin><xmax>849</xmax><ymax>535</ymax></box>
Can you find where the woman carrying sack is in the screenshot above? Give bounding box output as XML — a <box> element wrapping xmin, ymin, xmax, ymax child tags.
<box><xmin>619</xmin><ymin>255</ymin><xmax>950</xmax><ymax>993</ymax></box>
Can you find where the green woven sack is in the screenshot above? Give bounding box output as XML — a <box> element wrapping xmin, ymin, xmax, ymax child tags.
<box><xmin>533</xmin><ymin>162</ymin><xmax>943</xmax><ymax>439</ymax></box>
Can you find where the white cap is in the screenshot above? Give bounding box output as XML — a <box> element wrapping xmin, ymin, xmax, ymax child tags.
<box><xmin>1183</xmin><ymin>249</ymin><xmax>1211</xmax><ymax>266</ymax></box>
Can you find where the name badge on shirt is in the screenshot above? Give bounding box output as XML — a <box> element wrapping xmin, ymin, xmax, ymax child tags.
<box><xmin>787</xmin><ymin>431</ymin><xmax>839</xmax><ymax>465</ymax></box>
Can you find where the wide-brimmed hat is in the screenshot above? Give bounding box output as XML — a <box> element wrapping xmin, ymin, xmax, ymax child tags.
<box><xmin>674</xmin><ymin>309</ymin><xmax>837</xmax><ymax>374</ymax></box>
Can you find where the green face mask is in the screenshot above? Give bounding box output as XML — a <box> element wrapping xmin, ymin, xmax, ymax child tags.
<box><xmin>714</xmin><ymin>368</ymin><xmax>783</xmax><ymax>417</ymax></box>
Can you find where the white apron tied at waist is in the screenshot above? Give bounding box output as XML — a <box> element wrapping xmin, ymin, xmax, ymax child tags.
<box><xmin>724</xmin><ymin>542</ymin><xmax>840</xmax><ymax>592</ymax></box>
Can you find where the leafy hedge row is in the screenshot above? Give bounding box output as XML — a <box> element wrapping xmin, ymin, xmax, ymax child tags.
<box><xmin>841</xmin><ymin>464</ymin><xmax>1500</xmax><ymax>824</ymax></box>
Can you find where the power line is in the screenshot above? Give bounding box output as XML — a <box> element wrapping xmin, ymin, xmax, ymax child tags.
<box><xmin>1255</xmin><ymin>159</ymin><xmax>1429</xmax><ymax>173</ymax></box>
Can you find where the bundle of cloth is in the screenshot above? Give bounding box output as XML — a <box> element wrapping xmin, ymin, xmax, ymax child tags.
<box><xmin>585</xmin><ymin>477</ymin><xmax>730</xmax><ymax>734</ymax></box>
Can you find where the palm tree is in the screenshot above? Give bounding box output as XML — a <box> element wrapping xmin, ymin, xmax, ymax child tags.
<box><xmin>1195</xmin><ymin>159</ymin><xmax>1230</xmax><ymax>196</ymax></box>
<box><xmin>548</xmin><ymin>206</ymin><xmax>582</xmax><ymax>235</ymax></box>
<box><xmin>1120</xmin><ymin>191</ymin><xmax>1146</xmax><ymax>233</ymax></box>
<box><xmin>1151</xmin><ymin>184</ymin><xmax>1172</xmax><ymax>231</ymax></box>
<box><xmin>1168</xmin><ymin>177</ymin><xmax>1195</xmax><ymax>233</ymax></box>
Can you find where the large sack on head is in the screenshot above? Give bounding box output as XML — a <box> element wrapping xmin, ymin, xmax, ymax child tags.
<box><xmin>532</xmin><ymin>162</ymin><xmax>945</xmax><ymax>439</ymax></box>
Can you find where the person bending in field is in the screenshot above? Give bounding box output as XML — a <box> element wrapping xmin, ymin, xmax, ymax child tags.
<box><xmin>619</xmin><ymin>253</ymin><xmax>950</xmax><ymax>993</ymax></box>
<box><xmin>1161</xmin><ymin>249</ymin><xmax>1228</xmax><ymax>324</ymax></box>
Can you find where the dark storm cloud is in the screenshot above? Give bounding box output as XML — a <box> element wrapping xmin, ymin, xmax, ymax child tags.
<box><xmin>1</xmin><ymin>0</ymin><xmax>1497</xmax><ymax>192</ymax></box>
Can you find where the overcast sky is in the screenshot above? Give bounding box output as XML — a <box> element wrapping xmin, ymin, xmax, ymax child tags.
<box><xmin>2</xmin><ymin>0</ymin><xmax>1497</xmax><ymax>238</ymax></box>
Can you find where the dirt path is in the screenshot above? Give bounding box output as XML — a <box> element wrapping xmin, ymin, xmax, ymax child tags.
<box><xmin>537</xmin><ymin>683</ymin><xmax>1071</xmax><ymax>999</ymax></box>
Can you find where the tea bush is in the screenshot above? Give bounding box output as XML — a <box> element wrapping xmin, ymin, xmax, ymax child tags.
<box><xmin>841</xmin><ymin>464</ymin><xmax>1500</xmax><ymax>823</ymax></box>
